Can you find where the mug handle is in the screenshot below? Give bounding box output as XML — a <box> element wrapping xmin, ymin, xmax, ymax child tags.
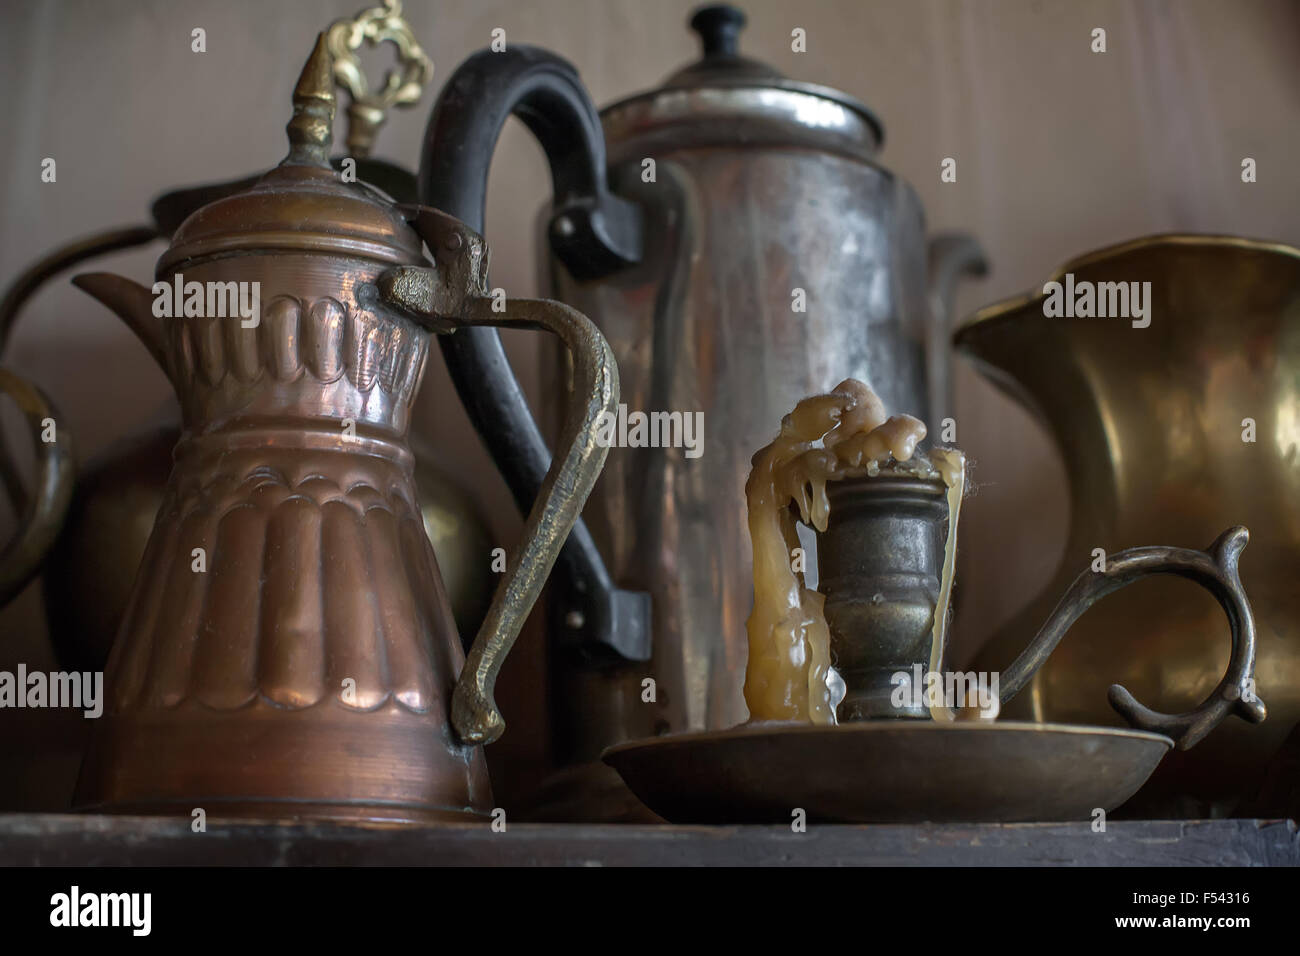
<box><xmin>0</xmin><ymin>368</ymin><xmax>74</xmax><ymax>607</ymax></box>
<box><xmin>999</xmin><ymin>526</ymin><xmax>1266</xmax><ymax>749</ymax></box>
<box><xmin>378</xmin><ymin>206</ymin><xmax>617</xmax><ymax>745</ymax></box>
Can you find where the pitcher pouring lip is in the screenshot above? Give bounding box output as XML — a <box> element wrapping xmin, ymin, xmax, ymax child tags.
<box><xmin>954</xmin><ymin>233</ymin><xmax>1300</xmax><ymax>351</ymax></box>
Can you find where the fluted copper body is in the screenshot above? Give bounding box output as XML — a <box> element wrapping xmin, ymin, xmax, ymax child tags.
<box><xmin>73</xmin><ymin>248</ymin><xmax>493</xmax><ymax>821</ymax></box>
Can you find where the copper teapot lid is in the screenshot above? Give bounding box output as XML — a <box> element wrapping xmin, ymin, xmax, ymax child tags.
<box><xmin>159</xmin><ymin>34</ymin><xmax>424</xmax><ymax>275</ymax></box>
<box><xmin>601</xmin><ymin>4</ymin><xmax>883</xmax><ymax>161</ymax></box>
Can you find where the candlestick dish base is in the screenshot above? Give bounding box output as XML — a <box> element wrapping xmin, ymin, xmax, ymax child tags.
<box><xmin>602</xmin><ymin>721</ymin><xmax>1171</xmax><ymax>824</ymax></box>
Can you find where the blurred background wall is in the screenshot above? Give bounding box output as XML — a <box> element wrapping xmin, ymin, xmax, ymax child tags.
<box><xmin>1</xmin><ymin>0</ymin><xmax>1298</xmax><ymax>809</ymax></box>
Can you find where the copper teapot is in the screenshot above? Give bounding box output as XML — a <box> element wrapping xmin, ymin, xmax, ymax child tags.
<box><xmin>0</xmin><ymin>3</ymin><xmax>496</xmax><ymax>671</ymax></box>
<box><xmin>70</xmin><ymin>35</ymin><xmax>618</xmax><ymax>822</ymax></box>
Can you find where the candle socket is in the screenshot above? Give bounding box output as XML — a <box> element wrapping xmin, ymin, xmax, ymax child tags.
<box><xmin>819</xmin><ymin>475</ymin><xmax>951</xmax><ymax>721</ymax></box>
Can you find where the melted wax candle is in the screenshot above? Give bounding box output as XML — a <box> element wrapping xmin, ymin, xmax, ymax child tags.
<box><xmin>742</xmin><ymin>379</ymin><xmax>966</xmax><ymax>725</ymax></box>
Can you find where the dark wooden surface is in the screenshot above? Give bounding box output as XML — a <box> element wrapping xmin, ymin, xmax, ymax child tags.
<box><xmin>0</xmin><ymin>814</ymin><xmax>1295</xmax><ymax>866</ymax></box>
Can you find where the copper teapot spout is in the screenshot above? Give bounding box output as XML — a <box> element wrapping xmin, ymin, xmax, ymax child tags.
<box><xmin>72</xmin><ymin>272</ymin><xmax>171</xmax><ymax>381</ymax></box>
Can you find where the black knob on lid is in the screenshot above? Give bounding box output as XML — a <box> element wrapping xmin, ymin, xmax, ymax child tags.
<box><xmin>690</xmin><ymin>4</ymin><xmax>746</xmax><ymax>58</ymax></box>
<box><xmin>665</xmin><ymin>3</ymin><xmax>785</xmax><ymax>87</ymax></box>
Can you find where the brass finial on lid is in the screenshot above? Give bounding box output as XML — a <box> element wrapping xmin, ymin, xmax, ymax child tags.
<box><xmin>284</xmin><ymin>33</ymin><xmax>336</xmax><ymax>168</ymax></box>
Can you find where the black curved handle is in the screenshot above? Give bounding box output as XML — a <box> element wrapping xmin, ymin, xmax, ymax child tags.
<box><xmin>419</xmin><ymin>45</ymin><xmax>649</xmax><ymax>662</ymax></box>
<box><xmin>420</xmin><ymin>45</ymin><xmax>642</xmax><ymax>279</ymax></box>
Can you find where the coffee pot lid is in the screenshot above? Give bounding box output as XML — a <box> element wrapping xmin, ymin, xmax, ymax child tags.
<box><xmin>159</xmin><ymin>34</ymin><xmax>424</xmax><ymax>274</ymax></box>
<box><xmin>601</xmin><ymin>4</ymin><xmax>883</xmax><ymax>161</ymax></box>
<box><xmin>662</xmin><ymin>4</ymin><xmax>786</xmax><ymax>87</ymax></box>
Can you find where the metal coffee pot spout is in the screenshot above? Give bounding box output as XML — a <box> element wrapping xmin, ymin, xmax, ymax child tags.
<box><xmin>69</xmin><ymin>275</ymin><xmax>171</xmax><ymax>381</ymax></box>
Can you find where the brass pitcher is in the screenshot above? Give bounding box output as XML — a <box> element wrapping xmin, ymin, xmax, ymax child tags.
<box><xmin>958</xmin><ymin>234</ymin><xmax>1300</xmax><ymax>816</ymax></box>
<box><xmin>70</xmin><ymin>36</ymin><xmax>618</xmax><ymax>822</ymax></box>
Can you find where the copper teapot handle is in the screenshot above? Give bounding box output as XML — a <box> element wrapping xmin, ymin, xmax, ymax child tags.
<box><xmin>446</xmin><ymin>295</ymin><xmax>616</xmax><ymax>745</ymax></box>
<box><xmin>999</xmin><ymin>526</ymin><xmax>1266</xmax><ymax>749</ymax></box>
<box><xmin>378</xmin><ymin>207</ymin><xmax>617</xmax><ymax>745</ymax></box>
<box><xmin>0</xmin><ymin>369</ymin><xmax>74</xmax><ymax>607</ymax></box>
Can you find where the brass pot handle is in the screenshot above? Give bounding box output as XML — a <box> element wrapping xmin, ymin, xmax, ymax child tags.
<box><xmin>0</xmin><ymin>369</ymin><xmax>74</xmax><ymax>607</ymax></box>
<box><xmin>378</xmin><ymin>206</ymin><xmax>617</xmax><ymax>745</ymax></box>
<box><xmin>999</xmin><ymin>526</ymin><xmax>1266</xmax><ymax>749</ymax></box>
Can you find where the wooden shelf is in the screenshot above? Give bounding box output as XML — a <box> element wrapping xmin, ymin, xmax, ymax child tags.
<box><xmin>0</xmin><ymin>814</ymin><xmax>1296</xmax><ymax>866</ymax></box>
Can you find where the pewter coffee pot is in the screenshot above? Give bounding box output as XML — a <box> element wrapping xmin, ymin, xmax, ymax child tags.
<box><xmin>416</xmin><ymin>5</ymin><xmax>987</xmax><ymax>790</ymax></box>
<box><xmin>70</xmin><ymin>36</ymin><xmax>617</xmax><ymax>822</ymax></box>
